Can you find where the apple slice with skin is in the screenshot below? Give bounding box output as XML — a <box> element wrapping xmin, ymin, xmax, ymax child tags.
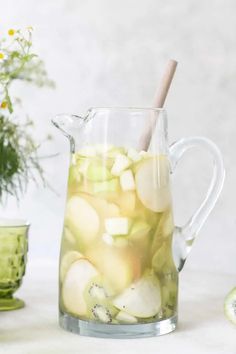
<box><xmin>120</xmin><ymin>169</ymin><xmax>135</xmax><ymax>191</ymax></box>
<box><xmin>112</xmin><ymin>273</ymin><xmax>161</xmax><ymax>318</ymax></box>
<box><xmin>116</xmin><ymin>310</ymin><xmax>138</xmax><ymax>324</ymax></box>
<box><xmin>135</xmin><ymin>156</ymin><xmax>171</xmax><ymax>212</ymax></box>
<box><xmin>86</xmin><ymin>245</ymin><xmax>140</xmax><ymax>294</ymax></box>
<box><xmin>65</xmin><ymin>196</ymin><xmax>100</xmax><ymax>247</ymax></box>
<box><xmin>62</xmin><ymin>258</ymin><xmax>98</xmax><ymax>316</ymax></box>
<box><xmin>60</xmin><ymin>250</ymin><xmax>83</xmax><ymax>282</ymax></box>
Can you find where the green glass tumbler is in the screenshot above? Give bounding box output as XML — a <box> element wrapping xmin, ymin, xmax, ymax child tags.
<box><xmin>0</xmin><ymin>218</ymin><xmax>29</xmax><ymax>311</ymax></box>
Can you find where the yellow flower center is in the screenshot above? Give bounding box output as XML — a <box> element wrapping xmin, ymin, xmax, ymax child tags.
<box><xmin>1</xmin><ymin>101</ymin><xmax>7</xmax><ymax>109</ymax></box>
<box><xmin>8</xmin><ymin>29</ymin><xmax>15</xmax><ymax>36</ymax></box>
<box><xmin>0</xmin><ymin>52</ymin><xmax>4</xmax><ymax>59</ymax></box>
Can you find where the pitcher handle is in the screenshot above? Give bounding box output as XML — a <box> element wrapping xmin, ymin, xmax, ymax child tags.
<box><xmin>169</xmin><ymin>137</ymin><xmax>225</xmax><ymax>271</ymax></box>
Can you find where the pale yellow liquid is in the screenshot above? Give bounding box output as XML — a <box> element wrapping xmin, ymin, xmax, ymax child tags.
<box><xmin>59</xmin><ymin>147</ymin><xmax>178</xmax><ymax>324</ymax></box>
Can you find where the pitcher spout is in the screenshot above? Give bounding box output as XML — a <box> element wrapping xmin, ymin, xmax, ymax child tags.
<box><xmin>52</xmin><ymin>114</ymin><xmax>86</xmax><ymax>138</ymax></box>
<box><xmin>52</xmin><ymin>114</ymin><xmax>87</xmax><ymax>152</ymax></box>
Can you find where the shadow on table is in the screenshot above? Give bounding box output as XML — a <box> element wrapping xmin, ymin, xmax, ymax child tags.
<box><xmin>177</xmin><ymin>297</ymin><xmax>224</xmax><ymax>332</ymax></box>
<box><xmin>0</xmin><ymin>319</ymin><xmax>59</xmax><ymax>343</ymax></box>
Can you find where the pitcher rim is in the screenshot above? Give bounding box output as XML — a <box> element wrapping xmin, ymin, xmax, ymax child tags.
<box><xmin>87</xmin><ymin>106</ymin><xmax>166</xmax><ymax>114</ymax></box>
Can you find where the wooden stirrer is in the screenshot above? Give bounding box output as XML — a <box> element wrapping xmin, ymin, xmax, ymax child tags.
<box><xmin>138</xmin><ymin>59</ymin><xmax>178</xmax><ymax>151</ymax></box>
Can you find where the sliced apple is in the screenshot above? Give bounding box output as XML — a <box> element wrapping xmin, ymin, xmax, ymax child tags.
<box><xmin>62</xmin><ymin>258</ymin><xmax>98</xmax><ymax>316</ymax></box>
<box><xmin>120</xmin><ymin>169</ymin><xmax>135</xmax><ymax>191</ymax></box>
<box><xmin>65</xmin><ymin>196</ymin><xmax>100</xmax><ymax>246</ymax></box>
<box><xmin>112</xmin><ymin>273</ymin><xmax>161</xmax><ymax>318</ymax></box>
<box><xmin>116</xmin><ymin>310</ymin><xmax>138</xmax><ymax>324</ymax></box>
<box><xmin>135</xmin><ymin>156</ymin><xmax>171</xmax><ymax>212</ymax></box>
<box><xmin>60</xmin><ymin>250</ymin><xmax>83</xmax><ymax>282</ymax></box>
<box><xmin>86</xmin><ymin>245</ymin><xmax>134</xmax><ymax>293</ymax></box>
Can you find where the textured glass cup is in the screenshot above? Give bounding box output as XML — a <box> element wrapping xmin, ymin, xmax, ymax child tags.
<box><xmin>0</xmin><ymin>219</ymin><xmax>29</xmax><ymax>310</ymax></box>
<box><xmin>52</xmin><ymin>108</ymin><xmax>225</xmax><ymax>338</ymax></box>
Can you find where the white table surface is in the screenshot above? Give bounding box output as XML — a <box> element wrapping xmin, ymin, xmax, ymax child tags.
<box><xmin>0</xmin><ymin>260</ymin><xmax>235</xmax><ymax>354</ymax></box>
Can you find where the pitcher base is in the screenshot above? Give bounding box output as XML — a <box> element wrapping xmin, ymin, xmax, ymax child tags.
<box><xmin>59</xmin><ymin>311</ymin><xmax>177</xmax><ymax>338</ymax></box>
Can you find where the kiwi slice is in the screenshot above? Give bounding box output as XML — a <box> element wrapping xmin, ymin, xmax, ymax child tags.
<box><xmin>90</xmin><ymin>304</ymin><xmax>112</xmax><ymax>323</ymax></box>
<box><xmin>224</xmin><ymin>287</ymin><xmax>236</xmax><ymax>325</ymax></box>
<box><xmin>84</xmin><ymin>276</ymin><xmax>118</xmax><ymax>323</ymax></box>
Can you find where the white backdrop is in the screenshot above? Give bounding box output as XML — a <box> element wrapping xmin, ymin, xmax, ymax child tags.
<box><xmin>0</xmin><ymin>0</ymin><xmax>235</xmax><ymax>275</ymax></box>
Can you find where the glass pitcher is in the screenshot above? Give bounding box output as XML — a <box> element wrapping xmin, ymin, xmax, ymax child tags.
<box><xmin>52</xmin><ymin>107</ymin><xmax>224</xmax><ymax>338</ymax></box>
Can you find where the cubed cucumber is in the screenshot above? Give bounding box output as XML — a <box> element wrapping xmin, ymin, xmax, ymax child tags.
<box><xmin>105</xmin><ymin>217</ymin><xmax>131</xmax><ymax>235</ymax></box>
<box><xmin>111</xmin><ymin>153</ymin><xmax>131</xmax><ymax>176</ymax></box>
<box><xmin>93</xmin><ymin>179</ymin><xmax>119</xmax><ymax>194</ymax></box>
<box><xmin>127</xmin><ymin>148</ymin><xmax>141</xmax><ymax>162</ymax></box>
<box><xmin>86</xmin><ymin>162</ymin><xmax>112</xmax><ymax>182</ymax></box>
